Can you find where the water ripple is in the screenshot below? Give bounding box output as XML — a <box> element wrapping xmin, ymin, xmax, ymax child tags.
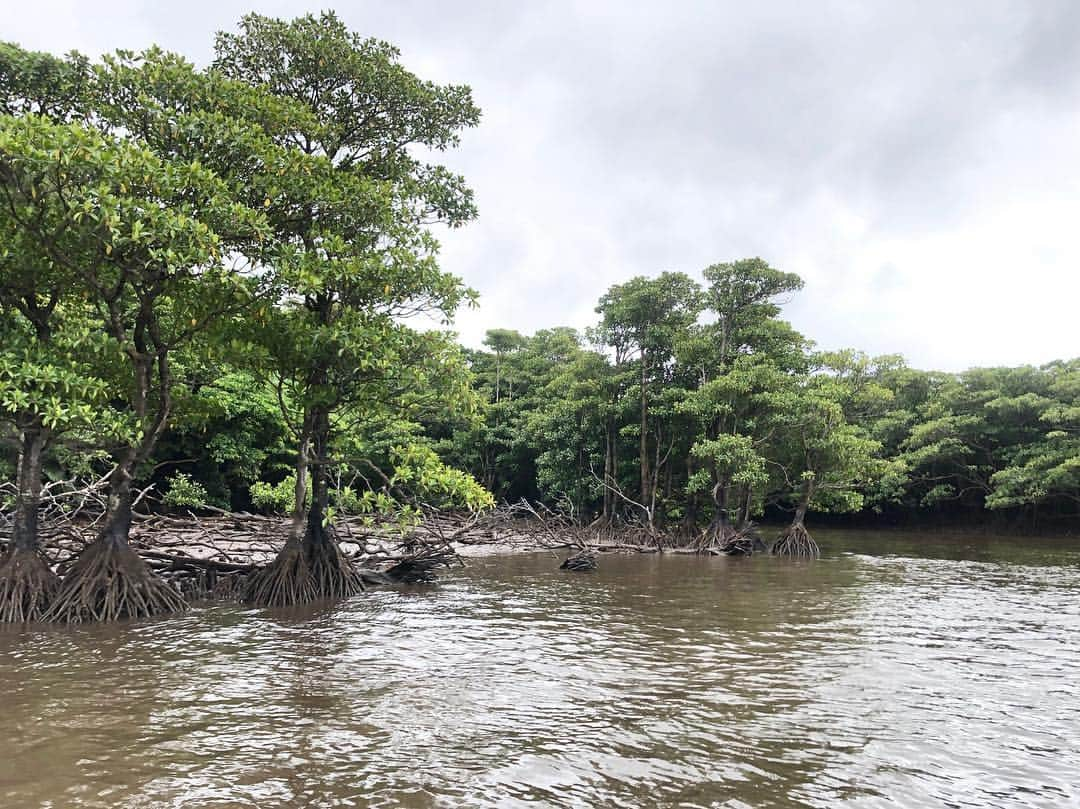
<box><xmin>1</xmin><ymin>533</ymin><xmax>1079</xmax><ymax>808</ymax></box>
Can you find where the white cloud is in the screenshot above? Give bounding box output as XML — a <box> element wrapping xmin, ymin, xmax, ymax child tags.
<box><xmin>5</xmin><ymin>0</ymin><xmax>1079</xmax><ymax>370</ymax></box>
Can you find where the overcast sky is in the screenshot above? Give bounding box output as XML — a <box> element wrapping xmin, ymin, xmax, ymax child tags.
<box><xmin>6</xmin><ymin>1</ymin><xmax>1080</xmax><ymax>370</ymax></box>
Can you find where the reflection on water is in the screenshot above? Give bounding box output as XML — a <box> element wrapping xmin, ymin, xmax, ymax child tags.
<box><xmin>1</xmin><ymin>531</ymin><xmax>1078</xmax><ymax>808</ymax></box>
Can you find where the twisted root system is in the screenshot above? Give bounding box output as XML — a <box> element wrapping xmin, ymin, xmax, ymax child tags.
<box><xmin>244</xmin><ymin>530</ymin><xmax>363</xmax><ymax>607</ymax></box>
<box><xmin>44</xmin><ymin>537</ymin><xmax>187</xmax><ymax>623</ymax></box>
<box><xmin>771</xmin><ymin>522</ymin><xmax>820</xmax><ymax>558</ymax></box>
<box><xmin>0</xmin><ymin>546</ymin><xmax>59</xmax><ymax>623</ymax></box>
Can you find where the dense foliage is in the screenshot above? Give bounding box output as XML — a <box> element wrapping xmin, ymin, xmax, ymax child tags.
<box><xmin>0</xmin><ymin>14</ymin><xmax>491</xmax><ymax>620</ymax></box>
<box><xmin>429</xmin><ymin>268</ymin><xmax>1078</xmax><ymax>535</ymax></box>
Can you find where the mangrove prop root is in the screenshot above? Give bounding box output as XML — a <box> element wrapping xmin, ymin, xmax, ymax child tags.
<box><xmin>771</xmin><ymin>522</ymin><xmax>820</xmax><ymax>558</ymax></box>
<box><xmin>692</xmin><ymin>521</ymin><xmax>770</xmax><ymax>556</ymax></box>
<box><xmin>718</xmin><ymin>535</ymin><xmax>757</xmax><ymax>556</ymax></box>
<box><xmin>244</xmin><ymin>528</ymin><xmax>363</xmax><ymax>606</ymax></box>
<box><xmin>695</xmin><ymin>521</ymin><xmax>738</xmax><ymax>553</ymax></box>
<box><xmin>0</xmin><ymin>546</ymin><xmax>60</xmax><ymax>623</ymax></box>
<box><xmin>43</xmin><ymin>538</ymin><xmax>187</xmax><ymax>623</ymax></box>
<box><xmin>243</xmin><ymin>539</ymin><xmax>315</xmax><ymax>607</ymax></box>
<box><xmin>306</xmin><ymin>535</ymin><xmax>364</xmax><ymax>600</ymax></box>
<box><xmin>163</xmin><ymin>568</ymin><xmax>250</xmax><ymax>603</ymax></box>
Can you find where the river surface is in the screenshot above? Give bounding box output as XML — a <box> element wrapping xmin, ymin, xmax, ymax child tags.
<box><xmin>1</xmin><ymin>530</ymin><xmax>1079</xmax><ymax>808</ymax></box>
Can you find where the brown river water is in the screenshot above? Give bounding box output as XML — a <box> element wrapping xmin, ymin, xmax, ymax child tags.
<box><xmin>1</xmin><ymin>530</ymin><xmax>1079</xmax><ymax>808</ymax></box>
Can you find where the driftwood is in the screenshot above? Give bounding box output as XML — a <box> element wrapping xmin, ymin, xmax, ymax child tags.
<box><xmin>384</xmin><ymin>551</ymin><xmax>456</xmax><ymax>584</ymax></box>
<box><xmin>559</xmin><ymin>549</ymin><xmax>598</xmax><ymax>572</ymax></box>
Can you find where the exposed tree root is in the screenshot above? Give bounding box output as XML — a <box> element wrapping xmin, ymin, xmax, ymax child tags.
<box><xmin>163</xmin><ymin>567</ymin><xmax>250</xmax><ymax>604</ymax></box>
<box><xmin>718</xmin><ymin>535</ymin><xmax>757</xmax><ymax>556</ymax></box>
<box><xmin>43</xmin><ymin>538</ymin><xmax>187</xmax><ymax>623</ymax></box>
<box><xmin>243</xmin><ymin>528</ymin><xmax>363</xmax><ymax>606</ymax></box>
<box><xmin>771</xmin><ymin>521</ymin><xmax>820</xmax><ymax>557</ymax></box>
<box><xmin>695</xmin><ymin>519</ymin><xmax>738</xmax><ymax>553</ymax></box>
<box><xmin>305</xmin><ymin>534</ymin><xmax>363</xmax><ymax>600</ymax></box>
<box><xmin>243</xmin><ymin>538</ymin><xmax>315</xmax><ymax>606</ymax></box>
<box><xmin>0</xmin><ymin>546</ymin><xmax>59</xmax><ymax>623</ymax></box>
<box><xmin>717</xmin><ymin>524</ymin><xmax>769</xmax><ymax>556</ymax></box>
<box><xmin>695</xmin><ymin>520</ymin><xmax>771</xmax><ymax>556</ymax></box>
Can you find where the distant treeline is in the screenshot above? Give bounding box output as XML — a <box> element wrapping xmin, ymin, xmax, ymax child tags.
<box><xmin>426</xmin><ymin>263</ymin><xmax>1079</xmax><ymax>534</ymax></box>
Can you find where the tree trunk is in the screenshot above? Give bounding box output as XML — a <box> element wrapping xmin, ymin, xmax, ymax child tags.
<box><xmin>42</xmin><ymin>326</ymin><xmax>188</xmax><ymax>621</ymax></box>
<box><xmin>575</xmin><ymin>428</ymin><xmax>585</xmax><ymax>521</ymax></box>
<box><xmin>792</xmin><ymin>482</ymin><xmax>812</xmax><ymax>527</ymax></box>
<box><xmin>684</xmin><ymin>455</ymin><xmax>699</xmax><ymax>527</ymax></box>
<box><xmin>11</xmin><ymin>422</ymin><xmax>47</xmax><ymax>552</ymax></box>
<box><xmin>290</xmin><ymin>417</ymin><xmax>312</xmax><ymax>542</ymax></box>
<box><xmin>297</xmin><ymin>402</ymin><xmax>361</xmax><ymax>601</ymax></box>
<box><xmin>639</xmin><ymin>354</ymin><xmax>650</xmax><ymax>507</ymax></box>
<box><xmin>247</xmin><ymin>287</ymin><xmax>360</xmax><ymax>606</ymax></box>
<box><xmin>602</xmin><ymin>422</ymin><xmax>614</xmax><ymax>522</ymax></box>
<box><xmin>305</xmin><ymin>403</ymin><xmax>332</xmax><ymax>547</ymax></box>
<box><xmin>707</xmin><ymin>476</ymin><xmax>734</xmax><ymax>540</ymax></box>
<box><xmin>98</xmin><ymin>459</ymin><xmax>136</xmax><ymax>547</ymax></box>
<box><xmin>773</xmin><ymin>479</ymin><xmax>819</xmax><ymax>557</ymax></box>
<box><xmin>710</xmin><ymin>474</ymin><xmax>728</xmax><ymax>521</ymax></box>
<box><xmin>0</xmin><ymin>420</ymin><xmax>59</xmax><ymax>623</ymax></box>
<box><xmin>737</xmin><ymin>484</ymin><xmax>754</xmax><ymax>529</ymax></box>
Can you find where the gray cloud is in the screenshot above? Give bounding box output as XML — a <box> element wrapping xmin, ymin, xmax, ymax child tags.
<box><xmin>7</xmin><ymin>0</ymin><xmax>1080</xmax><ymax>370</ymax></box>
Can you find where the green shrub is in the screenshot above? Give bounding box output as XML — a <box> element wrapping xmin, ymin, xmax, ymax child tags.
<box><xmin>250</xmin><ymin>476</ymin><xmax>298</xmax><ymax>514</ymax></box>
<box><xmin>162</xmin><ymin>472</ymin><xmax>209</xmax><ymax>509</ymax></box>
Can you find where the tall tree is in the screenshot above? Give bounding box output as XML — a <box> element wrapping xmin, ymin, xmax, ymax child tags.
<box><xmin>771</xmin><ymin>351</ymin><xmax>894</xmax><ymax>555</ymax></box>
<box><xmin>484</xmin><ymin>328</ymin><xmax>526</xmax><ymax>405</ymax></box>
<box><xmin>703</xmin><ymin>258</ymin><xmax>804</xmax><ymax>370</ymax></box>
<box><xmin>594</xmin><ymin>272</ymin><xmax>701</xmax><ymax>531</ymax></box>
<box><xmin>526</xmin><ymin>334</ymin><xmax>609</xmax><ymax>517</ymax></box>
<box><xmin>0</xmin><ymin>45</ymin><xmax>96</xmax><ymax>621</ymax></box>
<box><xmin>681</xmin><ymin>258</ymin><xmax>807</xmax><ymax>542</ymax></box>
<box><xmin>0</xmin><ymin>112</ymin><xmax>268</xmax><ymax>621</ymax></box>
<box><xmin>210</xmin><ymin>12</ymin><xmax>481</xmax><ymax>604</ymax></box>
<box><xmin>983</xmin><ymin>360</ymin><xmax>1079</xmax><ymax>519</ymax></box>
<box><xmin>0</xmin><ymin>305</ymin><xmax>110</xmax><ymax>621</ymax></box>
